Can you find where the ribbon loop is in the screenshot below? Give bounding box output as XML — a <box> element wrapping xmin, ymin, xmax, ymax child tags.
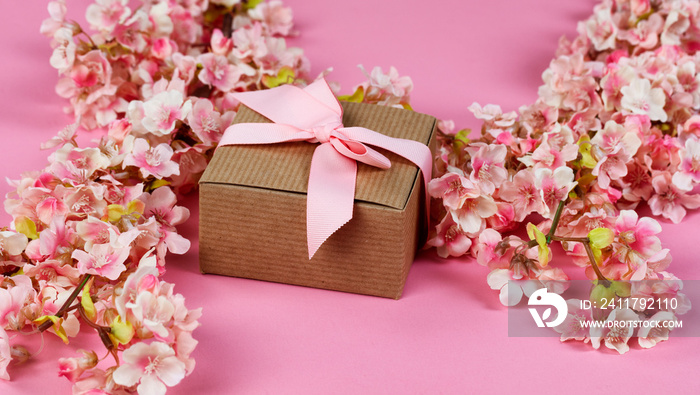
<box><xmin>219</xmin><ymin>78</ymin><xmax>432</xmax><ymax>259</ymax></box>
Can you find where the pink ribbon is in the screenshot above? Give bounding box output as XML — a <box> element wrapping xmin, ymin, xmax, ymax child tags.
<box><xmin>220</xmin><ymin>78</ymin><xmax>432</xmax><ymax>259</ymax></box>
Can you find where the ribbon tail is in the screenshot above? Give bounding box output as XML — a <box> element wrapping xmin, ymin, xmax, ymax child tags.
<box><xmin>306</xmin><ymin>143</ymin><xmax>357</xmax><ymax>259</ymax></box>
<box><xmin>339</xmin><ymin>126</ymin><xmax>433</xmax><ymax>223</ymax></box>
<box><xmin>219</xmin><ymin>123</ymin><xmax>312</xmax><ymax>147</ymax></box>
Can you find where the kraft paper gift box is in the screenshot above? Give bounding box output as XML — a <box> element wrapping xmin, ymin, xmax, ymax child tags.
<box><xmin>199</xmin><ymin>100</ymin><xmax>436</xmax><ymax>299</ymax></box>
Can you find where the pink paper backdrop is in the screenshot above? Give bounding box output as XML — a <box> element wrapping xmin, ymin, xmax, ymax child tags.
<box><xmin>1</xmin><ymin>1</ymin><xmax>699</xmax><ymax>394</ymax></box>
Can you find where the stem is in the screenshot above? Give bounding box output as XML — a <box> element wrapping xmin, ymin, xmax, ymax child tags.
<box><xmin>546</xmin><ymin>200</ymin><xmax>566</xmax><ymax>243</ymax></box>
<box><xmin>222</xmin><ymin>12</ymin><xmax>234</xmax><ymax>38</ymax></box>
<box><xmin>551</xmin><ymin>235</ymin><xmax>589</xmax><ymax>243</ymax></box>
<box><xmin>76</xmin><ymin>304</ymin><xmax>106</xmax><ymax>331</ymax></box>
<box><xmin>77</xmin><ymin>305</ymin><xmax>116</xmax><ymax>359</ymax></box>
<box><xmin>583</xmin><ymin>241</ymin><xmax>608</xmax><ymax>282</ymax></box>
<box><xmin>38</xmin><ymin>274</ymin><xmax>92</xmax><ymax>332</ymax></box>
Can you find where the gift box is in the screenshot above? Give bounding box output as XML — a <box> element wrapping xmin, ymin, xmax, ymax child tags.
<box><xmin>199</xmin><ymin>95</ymin><xmax>436</xmax><ymax>299</ymax></box>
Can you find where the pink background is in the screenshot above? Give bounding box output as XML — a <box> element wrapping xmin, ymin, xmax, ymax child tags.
<box><xmin>2</xmin><ymin>0</ymin><xmax>699</xmax><ymax>394</ymax></box>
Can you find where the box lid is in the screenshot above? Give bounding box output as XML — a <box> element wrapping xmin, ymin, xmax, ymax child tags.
<box><xmin>200</xmin><ymin>101</ymin><xmax>436</xmax><ymax>210</ymax></box>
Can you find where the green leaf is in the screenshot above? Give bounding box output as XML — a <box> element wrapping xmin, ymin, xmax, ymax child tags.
<box><xmin>527</xmin><ymin>223</ymin><xmax>551</xmax><ymax>266</ymax></box>
<box><xmin>146</xmin><ymin>179</ymin><xmax>171</xmax><ymax>192</ymax></box>
<box><xmin>588</xmin><ymin>228</ymin><xmax>615</xmax><ymax>250</ymax></box>
<box><xmin>262</xmin><ymin>66</ymin><xmax>295</xmax><ymax>88</ymax></box>
<box><xmin>245</xmin><ymin>0</ymin><xmax>264</xmax><ymax>10</ymax></box>
<box><xmin>453</xmin><ymin>129</ymin><xmax>471</xmax><ymax>152</ymax></box>
<box><xmin>15</xmin><ymin>216</ymin><xmax>39</xmax><ymax>240</ymax></box>
<box><xmin>338</xmin><ymin>86</ymin><xmax>365</xmax><ymax>103</ymax></box>
<box><xmin>81</xmin><ymin>278</ymin><xmax>96</xmax><ymax>322</ymax></box>
<box><xmin>109</xmin><ymin>316</ymin><xmax>135</xmax><ymax>345</ymax></box>
<box><xmin>34</xmin><ymin>315</ymin><xmax>69</xmax><ymax>344</ymax></box>
<box><xmin>590</xmin><ymin>280</ymin><xmax>632</xmax><ymax>307</ymax></box>
<box><xmin>577</xmin><ymin>135</ymin><xmax>597</xmax><ymax>169</ymax></box>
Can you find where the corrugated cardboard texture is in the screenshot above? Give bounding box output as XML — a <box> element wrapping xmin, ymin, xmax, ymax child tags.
<box><xmin>200</xmin><ymin>101</ymin><xmax>436</xmax><ymax>298</ymax></box>
<box><xmin>202</xmin><ymin>102</ymin><xmax>436</xmax><ymax>209</ymax></box>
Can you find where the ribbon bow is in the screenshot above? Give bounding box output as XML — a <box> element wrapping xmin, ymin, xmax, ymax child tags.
<box><xmin>220</xmin><ymin>78</ymin><xmax>432</xmax><ymax>259</ymax></box>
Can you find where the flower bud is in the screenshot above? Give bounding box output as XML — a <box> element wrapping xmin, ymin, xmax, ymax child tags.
<box><xmin>10</xmin><ymin>345</ymin><xmax>31</xmax><ymax>364</ymax></box>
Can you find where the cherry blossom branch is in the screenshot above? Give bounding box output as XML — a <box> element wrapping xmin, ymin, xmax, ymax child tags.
<box><xmin>546</xmin><ymin>201</ymin><xmax>565</xmax><ymax>243</ymax></box>
<box><xmin>37</xmin><ymin>274</ymin><xmax>92</xmax><ymax>333</ymax></box>
<box><xmin>76</xmin><ymin>304</ymin><xmax>117</xmax><ymax>364</ymax></box>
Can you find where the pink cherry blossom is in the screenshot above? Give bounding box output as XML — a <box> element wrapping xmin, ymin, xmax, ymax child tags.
<box><xmin>140</xmin><ymin>187</ymin><xmax>189</xmax><ymax>228</ymax></box>
<box><xmin>428</xmin><ymin>215</ymin><xmax>472</xmax><ymax>258</ymax></box>
<box><xmin>58</xmin><ymin>350</ymin><xmax>97</xmax><ymax>383</ymax></box>
<box><xmin>249</xmin><ymin>1</ymin><xmax>294</xmax><ymax>36</ymax></box>
<box><xmin>637</xmin><ymin>311</ymin><xmax>678</xmax><ymax>349</ymax></box>
<box><xmin>0</xmin><ymin>231</ymin><xmax>28</xmax><ymax>257</ymax></box>
<box><xmin>25</xmin><ymin>216</ymin><xmax>75</xmax><ymax>262</ymax></box>
<box><xmin>174</xmin><ymin>331</ymin><xmax>198</xmax><ymax>375</ymax></box>
<box><xmin>127</xmin><ymin>290</ymin><xmax>175</xmax><ymax>339</ymax></box>
<box><xmin>553</xmin><ymin>299</ymin><xmax>592</xmax><ymax>342</ymax></box>
<box><xmin>518</xmin><ymin>101</ymin><xmax>558</xmax><ymax>134</ymax></box>
<box><xmin>534</xmin><ymin>166</ymin><xmax>577</xmax><ymax>217</ymax></box>
<box><xmin>590</xmin><ymin>308</ymin><xmax>639</xmax><ymax>354</ymax></box>
<box><xmin>472</xmin><ymin>229</ymin><xmax>514</xmax><ymax>269</ymax></box>
<box><xmin>498</xmin><ymin>169</ymin><xmax>545</xmax><ymax>221</ymax></box>
<box><xmin>49</xmin><ymin>28</ymin><xmax>76</xmax><ymax>72</ymax></box>
<box><xmin>22</xmin><ymin>259</ymin><xmax>80</xmax><ymax>288</ymax></box>
<box><xmin>76</xmin><ymin>216</ymin><xmax>119</xmax><ymax>250</ymax></box>
<box><xmin>140</xmin><ymin>90</ymin><xmax>192</xmax><ymax>136</ymax></box>
<box><xmin>649</xmin><ymin>172</ymin><xmax>700</xmax><ymax>223</ymax></box>
<box><xmin>197</xmin><ymin>53</ymin><xmax>242</xmax><ymax>92</ymax></box>
<box><xmin>169</xmin><ymin>147</ymin><xmax>210</xmax><ymax>194</ymax></box>
<box><xmin>62</xmin><ymin>184</ymin><xmax>107</xmax><ymax>219</ymax></box>
<box><xmin>613</xmin><ymin>210</ymin><xmax>670</xmax><ymax>279</ymax></box>
<box><xmin>112</xmin><ymin>342</ymin><xmax>186</xmax><ymax>395</ymax></box>
<box><xmin>42</xmin><ymin>120</ymin><xmax>79</xmax><ymax>150</ymax></box>
<box><xmin>591</xmin><ymin>120</ymin><xmax>642</xmax><ymax>188</ymax></box>
<box><xmin>151</xmin><ymin>38</ymin><xmax>175</xmax><ymax>60</ymax></box>
<box><xmin>40</xmin><ymin>0</ymin><xmax>67</xmax><ymax>37</ymax></box>
<box><xmin>518</xmin><ymin>136</ymin><xmax>578</xmax><ymax>170</ymax></box>
<box><xmin>0</xmin><ymin>275</ymin><xmax>35</xmax><ymax>330</ymax></box>
<box><xmin>115</xmin><ymin>253</ymin><xmax>160</xmax><ymax>320</ymax></box>
<box><xmin>123</xmin><ymin>138</ymin><xmax>180</xmax><ymax>179</ymax></box>
<box><xmin>449</xmin><ymin>192</ymin><xmax>498</xmax><ymax>234</ymax></box>
<box><xmin>0</xmin><ymin>327</ymin><xmax>10</xmax><ymax>380</ymax></box>
<box><xmin>661</xmin><ymin>8</ymin><xmax>691</xmax><ymax>46</ymax></box>
<box><xmin>620</xmin><ymin>78</ymin><xmax>667</xmax><ymax>122</ymax></box>
<box><xmin>149</xmin><ymin>2</ymin><xmax>174</xmax><ymax>37</ymax></box>
<box><xmin>361</xmin><ymin>65</ymin><xmax>413</xmax><ymax>102</ymax></box>
<box><xmin>466</xmin><ymin>143</ymin><xmax>508</xmax><ymax>194</ymax></box>
<box><xmin>186</xmin><ymin>99</ymin><xmax>224</xmax><ymax>146</ymax></box>
<box><xmin>58</xmin><ymin>50</ymin><xmax>115</xmax><ymax>105</ymax></box>
<box><xmin>619</xmin><ymin>13</ymin><xmax>663</xmax><ymax>50</ymax></box>
<box><xmin>86</xmin><ymin>0</ymin><xmax>131</xmax><ymax>33</ymax></box>
<box><xmin>428</xmin><ymin>172</ymin><xmax>478</xmax><ymax>211</ymax></box>
<box><xmin>584</xmin><ymin>7</ymin><xmax>618</xmax><ymax>51</ymax></box>
<box><xmin>49</xmin><ymin>144</ymin><xmax>111</xmax><ymax>184</ymax></box>
<box><xmin>210</xmin><ymin>29</ymin><xmax>233</xmax><ymax>55</ymax></box>
<box><xmin>486</xmin><ymin>268</ymin><xmax>532</xmax><ymax>306</ymax></box>
<box><xmin>600</xmin><ymin>64</ymin><xmax>636</xmax><ymax>111</ymax></box>
<box><xmin>672</xmin><ymin>136</ymin><xmax>700</xmax><ymax>191</ymax></box>
<box><xmin>631</xmin><ymin>273</ymin><xmax>691</xmax><ymax>315</ymax></box>
<box><xmin>486</xmin><ymin>201</ymin><xmax>515</xmax><ymax>230</ymax></box>
<box><xmin>468</xmin><ymin>102</ymin><xmax>517</xmax><ymax>128</ymax></box>
<box><xmin>620</xmin><ymin>159</ymin><xmax>654</xmax><ymax>204</ymax></box>
<box><xmin>72</xmin><ymin>243</ymin><xmax>129</xmax><ymax>280</ymax></box>
<box><xmin>232</xmin><ymin>23</ymin><xmax>268</xmax><ymax>60</ymax></box>
<box><xmin>675</xmin><ymin>60</ymin><xmax>700</xmax><ymax>108</ymax></box>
